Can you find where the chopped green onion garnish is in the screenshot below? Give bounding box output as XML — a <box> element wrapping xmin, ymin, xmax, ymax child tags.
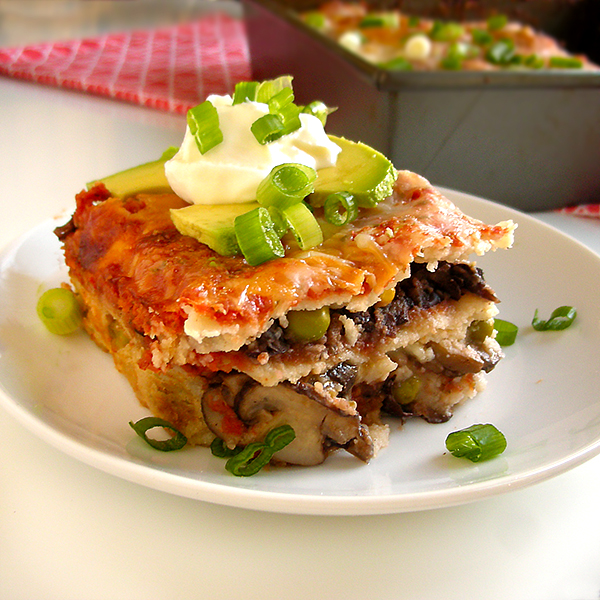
<box><xmin>129</xmin><ymin>417</ymin><xmax>187</xmax><ymax>452</ymax></box>
<box><xmin>359</xmin><ymin>12</ymin><xmax>399</xmax><ymax>29</ymax></box>
<box><xmin>302</xmin><ymin>100</ymin><xmax>335</xmax><ymax>126</ymax></box>
<box><xmin>232</xmin><ymin>80</ymin><xmax>259</xmax><ymax>104</ymax></box>
<box><xmin>487</xmin><ymin>14</ymin><xmax>508</xmax><ymax>31</ymax></box>
<box><xmin>532</xmin><ymin>306</ymin><xmax>577</xmax><ymax>331</ymax></box>
<box><xmin>407</xmin><ymin>16</ymin><xmax>421</xmax><ymax>28</ymax></box>
<box><xmin>264</xmin><ymin>424</ymin><xmax>296</xmax><ymax>452</ymax></box>
<box><xmin>210</xmin><ymin>437</ymin><xmax>243</xmax><ymax>458</ymax></box>
<box><xmin>429</xmin><ymin>20</ymin><xmax>465</xmax><ymax>42</ymax></box>
<box><xmin>187</xmin><ymin>101</ymin><xmax>223</xmax><ymax>155</ymax></box>
<box><xmin>267</xmin><ymin>87</ymin><xmax>295</xmax><ymax>113</ymax></box>
<box><xmin>37</xmin><ymin>287</ymin><xmax>83</xmax><ymax>335</ymax></box>
<box><xmin>251</xmin><ymin>113</ymin><xmax>285</xmax><ymax>144</ymax></box>
<box><xmin>267</xmin><ymin>206</ymin><xmax>289</xmax><ymax>238</ymax></box>
<box><xmin>486</xmin><ymin>39</ymin><xmax>516</xmax><ymax>65</ymax></box>
<box><xmin>446</xmin><ymin>423</ymin><xmax>507</xmax><ymax>462</ymax></box>
<box><xmin>303</xmin><ymin>11</ymin><xmax>328</xmax><ymax>30</ymax></box>
<box><xmin>221</xmin><ymin>424</ymin><xmax>296</xmax><ymax>476</ymax></box>
<box><xmin>277</xmin><ymin>101</ymin><xmax>302</xmax><ymax>136</ymax></box>
<box><xmin>256</xmin><ymin>163</ymin><xmax>317</xmax><ymax>209</ymax></box>
<box><xmin>441</xmin><ymin>42</ymin><xmax>469</xmax><ymax>70</ymax></box>
<box><xmin>494</xmin><ymin>318</ymin><xmax>518</xmax><ymax>346</ymax></box>
<box><xmin>378</xmin><ymin>56</ymin><xmax>413</xmax><ymax>71</ymax></box>
<box><xmin>282</xmin><ymin>201</ymin><xmax>323</xmax><ymax>250</ymax></box>
<box><xmin>471</xmin><ymin>28</ymin><xmax>493</xmax><ymax>46</ymax></box>
<box><xmin>523</xmin><ymin>53</ymin><xmax>545</xmax><ymax>69</ymax></box>
<box><xmin>234</xmin><ymin>207</ymin><xmax>285</xmax><ymax>266</ymax></box>
<box><xmin>548</xmin><ymin>56</ymin><xmax>583</xmax><ymax>69</ymax></box>
<box><xmin>324</xmin><ymin>191</ymin><xmax>358</xmax><ymax>225</ymax></box>
<box><xmin>266</xmin><ymin>87</ymin><xmax>302</xmax><ymax>135</ymax></box>
<box><xmin>256</xmin><ymin>76</ymin><xmax>294</xmax><ymax>104</ymax></box>
<box><xmin>225</xmin><ymin>442</ymin><xmax>272</xmax><ymax>476</ymax></box>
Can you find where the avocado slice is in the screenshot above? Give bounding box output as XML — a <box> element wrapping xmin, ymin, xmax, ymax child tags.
<box><xmin>312</xmin><ymin>136</ymin><xmax>397</xmax><ymax>207</ymax></box>
<box><xmin>170</xmin><ymin>202</ymin><xmax>258</xmax><ymax>256</ymax></box>
<box><xmin>88</xmin><ymin>147</ymin><xmax>178</xmax><ymax>198</ymax></box>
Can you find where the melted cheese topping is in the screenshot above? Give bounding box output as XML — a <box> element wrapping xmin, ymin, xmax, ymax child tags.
<box><xmin>62</xmin><ymin>172</ymin><xmax>514</xmax><ymax>358</ymax></box>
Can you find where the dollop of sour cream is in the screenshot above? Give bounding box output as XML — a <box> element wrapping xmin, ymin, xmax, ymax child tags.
<box><xmin>165</xmin><ymin>94</ymin><xmax>341</xmax><ymax>205</ymax></box>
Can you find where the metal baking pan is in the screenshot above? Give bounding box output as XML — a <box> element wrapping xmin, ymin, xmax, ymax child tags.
<box><xmin>242</xmin><ymin>0</ymin><xmax>600</xmax><ymax>211</ymax></box>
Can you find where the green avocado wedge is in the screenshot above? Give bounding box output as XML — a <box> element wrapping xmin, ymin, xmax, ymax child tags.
<box><xmin>87</xmin><ymin>147</ymin><xmax>177</xmax><ymax>198</ymax></box>
<box><xmin>170</xmin><ymin>202</ymin><xmax>259</xmax><ymax>256</ymax></box>
<box><xmin>311</xmin><ymin>135</ymin><xmax>397</xmax><ymax>208</ymax></box>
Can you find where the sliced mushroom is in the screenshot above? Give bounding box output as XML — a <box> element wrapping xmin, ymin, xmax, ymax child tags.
<box><xmin>428</xmin><ymin>337</ymin><xmax>502</xmax><ymax>376</ymax></box>
<box><xmin>200</xmin><ymin>373</ymin><xmax>374</xmax><ymax>466</ymax></box>
<box><xmin>200</xmin><ymin>374</ymin><xmax>253</xmax><ymax>447</ymax></box>
<box><xmin>238</xmin><ymin>382</ymin><xmax>373</xmax><ymax>466</ymax></box>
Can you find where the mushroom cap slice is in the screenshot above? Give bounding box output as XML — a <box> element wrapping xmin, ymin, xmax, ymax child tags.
<box><xmin>201</xmin><ymin>376</ymin><xmax>374</xmax><ymax>466</ymax></box>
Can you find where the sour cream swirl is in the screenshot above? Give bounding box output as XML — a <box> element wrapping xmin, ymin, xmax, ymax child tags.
<box><xmin>165</xmin><ymin>94</ymin><xmax>341</xmax><ymax>205</ymax></box>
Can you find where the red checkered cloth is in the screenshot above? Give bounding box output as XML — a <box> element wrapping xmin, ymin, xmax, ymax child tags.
<box><xmin>0</xmin><ymin>12</ymin><xmax>251</xmax><ymax>114</ymax></box>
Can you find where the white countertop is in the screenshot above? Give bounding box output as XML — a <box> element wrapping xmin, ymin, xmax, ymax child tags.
<box><xmin>1</xmin><ymin>72</ymin><xmax>600</xmax><ymax>600</ymax></box>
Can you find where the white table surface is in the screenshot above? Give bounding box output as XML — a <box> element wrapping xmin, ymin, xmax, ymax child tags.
<box><xmin>1</xmin><ymin>72</ymin><xmax>600</xmax><ymax>600</ymax></box>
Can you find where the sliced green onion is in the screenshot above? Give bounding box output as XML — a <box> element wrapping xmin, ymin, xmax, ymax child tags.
<box><xmin>532</xmin><ymin>306</ymin><xmax>577</xmax><ymax>331</ymax></box>
<box><xmin>301</xmin><ymin>100</ymin><xmax>335</xmax><ymax>126</ymax></box>
<box><xmin>232</xmin><ymin>80</ymin><xmax>259</xmax><ymax>104</ymax></box>
<box><xmin>379</xmin><ymin>56</ymin><xmax>413</xmax><ymax>71</ymax></box>
<box><xmin>339</xmin><ymin>30</ymin><xmax>366</xmax><ymax>53</ymax></box>
<box><xmin>251</xmin><ymin>113</ymin><xmax>286</xmax><ymax>145</ymax></box>
<box><xmin>256</xmin><ymin>76</ymin><xmax>294</xmax><ymax>104</ymax></box>
<box><xmin>256</xmin><ymin>163</ymin><xmax>317</xmax><ymax>209</ymax></box>
<box><xmin>37</xmin><ymin>287</ymin><xmax>83</xmax><ymax>335</ymax></box>
<box><xmin>264</xmin><ymin>87</ymin><xmax>302</xmax><ymax>136</ymax></box>
<box><xmin>324</xmin><ymin>191</ymin><xmax>358</xmax><ymax>225</ymax></box>
<box><xmin>187</xmin><ymin>101</ymin><xmax>223</xmax><ymax>155</ymax></box>
<box><xmin>210</xmin><ymin>437</ymin><xmax>243</xmax><ymax>458</ymax></box>
<box><xmin>471</xmin><ymin>28</ymin><xmax>493</xmax><ymax>46</ymax></box>
<box><xmin>225</xmin><ymin>442</ymin><xmax>272</xmax><ymax>476</ymax></box>
<box><xmin>223</xmin><ymin>424</ymin><xmax>296</xmax><ymax>476</ymax></box>
<box><xmin>359</xmin><ymin>12</ymin><xmax>399</xmax><ymax>29</ymax></box>
<box><xmin>303</xmin><ymin>11</ymin><xmax>328</xmax><ymax>30</ymax></box>
<box><xmin>264</xmin><ymin>424</ymin><xmax>296</xmax><ymax>453</ymax></box>
<box><xmin>212</xmin><ymin>425</ymin><xmax>296</xmax><ymax>476</ymax></box>
<box><xmin>486</xmin><ymin>39</ymin><xmax>516</xmax><ymax>65</ymax></box>
<box><xmin>278</xmin><ymin>102</ymin><xmax>302</xmax><ymax>136</ymax></box>
<box><xmin>129</xmin><ymin>417</ymin><xmax>187</xmax><ymax>452</ymax></box>
<box><xmin>267</xmin><ymin>206</ymin><xmax>289</xmax><ymax>238</ymax></box>
<box><xmin>267</xmin><ymin>87</ymin><xmax>295</xmax><ymax>113</ymax></box>
<box><xmin>234</xmin><ymin>207</ymin><xmax>285</xmax><ymax>266</ymax></box>
<box><xmin>487</xmin><ymin>14</ymin><xmax>508</xmax><ymax>31</ymax></box>
<box><xmin>441</xmin><ymin>42</ymin><xmax>469</xmax><ymax>70</ymax></box>
<box><xmin>548</xmin><ymin>56</ymin><xmax>583</xmax><ymax>69</ymax></box>
<box><xmin>523</xmin><ymin>53</ymin><xmax>545</xmax><ymax>69</ymax></box>
<box><xmin>282</xmin><ymin>201</ymin><xmax>323</xmax><ymax>250</ymax></box>
<box><xmin>445</xmin><ymin>423</ymin><xmax>507</xmax><ymax>462</ymax></box>
<box><xmin>494</xmin><ymin>318</ymin><xmax>518</xmax><ymax>346</ymax></box>
<box><xmin>407</xmin><ymin>16</ymin><xmax>421</xmax><ymax>28</ymax></box>
<box><xmin>429</xmin><ymin>20</ymin><xmax>465</xmax><ymax>42</ymax></box>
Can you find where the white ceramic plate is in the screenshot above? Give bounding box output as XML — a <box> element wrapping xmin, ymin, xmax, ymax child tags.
<box><xmin>1</xmin><ymin>189</ymin><xmax>600</xmax><ymax>516</ymax></box>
